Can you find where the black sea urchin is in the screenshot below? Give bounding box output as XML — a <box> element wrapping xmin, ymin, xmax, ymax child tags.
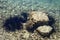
<box><xmin>21</xmin><ymin>12</ymin><xmax>29</xmax><ymax>23</ymax></box>
<box><xmin>48</xmin><ymin>15</ymin><xmax>55</xmax><ymax>26</ymax></box>
<box><xmin>3</xmin><ymin>12</ymin><xmax>28</xmax><ymax>32</ymax></box>
<box><xmin>3</xmin><ymin>16</ymin><xmax>23</xmax><ymax>32</ymax></box>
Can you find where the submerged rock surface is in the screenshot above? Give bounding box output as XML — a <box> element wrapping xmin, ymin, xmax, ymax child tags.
<box><xmin>36</xmin><ymin>25</ymin><xmax>53</xmax><ymax>37</ymax></box>
<box><xmin>36</xmin><ymin>25</ymin><xmax>53</xmax><ymax>33</ymax></box>
<box><xmin>29</xmin><ymin>11</ymin><xmax>49</xmax><ymax>22</ymax></box>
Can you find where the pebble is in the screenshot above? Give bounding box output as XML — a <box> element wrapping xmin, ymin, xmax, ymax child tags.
<box><xmin>21</xmin><ymin>30</ymin><xmax>29</xmax><ymax>39</ymax></box>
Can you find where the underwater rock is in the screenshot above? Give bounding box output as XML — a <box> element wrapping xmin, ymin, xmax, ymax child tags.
<box><xmin>29</xmin><ymin>11</ymin><xmax>49</xmax><ymax>22</ymax></box>
<box><xmin>37</xmin><ymin>25</ymin><xmax>53</xmax><ymax>33</ymax></box>
<box><xmin>36</xmin><ymin>25</ymin><xmax>53</xmax><ymax>37</ymax></box>
<box><xmin>26</xmin><ymin>11</ymin><xmax>55</xmax><ymax>34</ymax></box>
<box><xmin>26</xmin><ymin>11</ymin><xmax>49</xmax><ymax>32</ymax></box>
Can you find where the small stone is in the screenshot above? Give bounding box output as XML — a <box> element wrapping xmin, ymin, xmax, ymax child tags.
<box><xmin>36</xmin><ymin>25</ymin><xmax>53</xmax><ymax>37</ymax></box>
<box><xmin>30</xmin><ymin>11</ymin><xmax>49</xmax><ymax>22</ymax></box>
<box><xmin>22</xmin><ymin>30</ymin><xmax>29</xmax><ymax>39</ymax></box>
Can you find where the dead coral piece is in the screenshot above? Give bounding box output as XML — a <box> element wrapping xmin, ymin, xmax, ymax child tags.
<box><xmin>29</xmin><ymin>11</ymin><xmax>49</xmax><ymax>22</ymax></box>
<box><xmin>36</xmin><ymin>25</ymin><xmax>53</xmax><ymax>37</ymax></box>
